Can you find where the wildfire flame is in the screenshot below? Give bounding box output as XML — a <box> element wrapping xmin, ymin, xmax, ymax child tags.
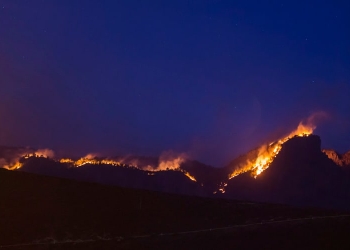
<box><xmin>2</xmin><ymin>149</ymin><xmax>54</xmax><ymax>170</ymax></box>
<box><xmin>1</xmin><ymin>150</ymin><xmax>197</xmax><ymax>182</ymax></box>
<box><xmin>3</xmin><ymin>162</ymin><xmax>23</xmax><ymax>170</ymax></box>
<box><xmin>229</xmin><ymin>119</ymin><xmax>316</xmax><ymax>179</ymax></box>
<box><xmin>184</xmin><ymin>171</ymin><xmax>197</xmax><ymax>182</ymax></box>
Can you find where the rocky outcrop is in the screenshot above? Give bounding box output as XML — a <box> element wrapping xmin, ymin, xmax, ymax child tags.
<box><xmin>222</xmin><ymin>135</ymin><xmax>350</xmax><ymax>209</ymax></box>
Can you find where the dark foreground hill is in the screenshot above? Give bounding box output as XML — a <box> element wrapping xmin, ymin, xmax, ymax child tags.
<box><xmin>1</xmin><ymin>168</ymin><xmax>350</xmax><ymax>250</ymax></box>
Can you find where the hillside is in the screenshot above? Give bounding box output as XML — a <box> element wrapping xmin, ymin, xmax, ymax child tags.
<box><xmin>1</xmin><ymin>168</ymin><xmax>350</xmax><ymax>249</ymax></box>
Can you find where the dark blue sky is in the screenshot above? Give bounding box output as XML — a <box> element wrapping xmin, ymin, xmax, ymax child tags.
<box><xmin>0</xmin><ymin>0</ymin><xmax>349</xmax><ymax>166</ymax></box>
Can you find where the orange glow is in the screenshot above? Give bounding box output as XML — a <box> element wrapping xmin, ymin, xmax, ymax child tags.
<box><xmin>3</xmin><ymin>162</ymin><xmax>23</xmax><ymax>170</ymax></box>
<box><xmin>58</xmin><ymin>154</ymin><xmax>124</xmax><ymax>168</ymax></box>
<box><xmin>59</xmin><ymin>158</ymin><xmax>74</xmax><ymax>164</ymax></box>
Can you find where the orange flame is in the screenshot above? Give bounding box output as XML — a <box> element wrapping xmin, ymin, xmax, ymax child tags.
<box><xmin>59</xmin><ymin>158</ymin><xmax>75</xmax><ymax>164</ymax></box>
<box><xmin>229</xmin><ymin>117</ymin><xmax>318</xmax><ymax>179</ymax></box>
<box><xmin>184</xmin><ymin>171</ymin><xmax>197</xmax><ymax>182</ymax></box>
<box><xmin>3</xmin><ymin>162</ymin><xmax>23</xmax><ymax>170</ymax></box>
<box><xmin>1</xmin><ymin>148</ymin><xmax>54</xmax><ymax>170</ymax></box>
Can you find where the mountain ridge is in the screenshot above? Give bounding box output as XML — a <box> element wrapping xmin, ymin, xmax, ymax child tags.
<box><xmin>1</xmin><ymin>134</ymin><xmax>350</xmax><ymax>209</ymax></box>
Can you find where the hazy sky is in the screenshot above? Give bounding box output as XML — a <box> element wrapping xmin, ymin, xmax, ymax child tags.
<box><xmin>0</xmin><ymin>0</ymin><xmax>349</xmax><ymax>166</ymax></box>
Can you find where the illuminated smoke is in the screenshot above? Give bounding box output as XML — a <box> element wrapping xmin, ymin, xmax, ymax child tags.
<box><xmin>34</xmin><ymin>148</ymin><xmax>55</xmax><ymax>158</ymax></box>
<box><xmin>141</xmin><ymin>151</ymin><xmax>187</xmax><ymax>171</ymax></box>
<box><xmin>143</xmin><ymin>151</ymin><xmax>196</xmax><ymax>181</ymax></box>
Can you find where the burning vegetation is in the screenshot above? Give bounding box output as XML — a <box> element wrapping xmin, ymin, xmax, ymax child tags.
<box><xmin>228</xmin><ymin>120</ymin><xmax>316</xmax><ymax>180</ymax></box>
<box><xmin>1</xmin><ymin>150</ymin><xmax>197</xmax><ymax>182</ymax></box>
<box><xmin>1</xmin><ymin>149</ymin><xmax>55</xmax><ymax>170</ymax></box>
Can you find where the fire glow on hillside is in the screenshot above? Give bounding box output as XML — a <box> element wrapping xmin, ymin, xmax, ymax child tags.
<box><xmin>2</xmin><ymin>152</ymin><xmax>197</xmax><ymax>182</ymax></box>
<box><xmin>228</xmin><ymin>120</ymin><xmax>316</xmax><ymax>179</ymax></box>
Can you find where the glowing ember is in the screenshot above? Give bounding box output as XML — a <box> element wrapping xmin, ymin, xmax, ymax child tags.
<box><xmin>216</xmin><ymin>182</ymin><xmax>228</xmax><ymax>194</ymax></box>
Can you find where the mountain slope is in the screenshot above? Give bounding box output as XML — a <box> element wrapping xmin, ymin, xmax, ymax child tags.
<box><xmin>0</xmin><ymin>168</ymin><xmax>348</xmax><ymax>249</ymax></box>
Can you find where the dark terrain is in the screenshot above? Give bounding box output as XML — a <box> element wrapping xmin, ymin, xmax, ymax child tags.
<box><xmin>1</xmin><ymin>168</ymin><xmax>350</xmax><ymax>249</ymax></box>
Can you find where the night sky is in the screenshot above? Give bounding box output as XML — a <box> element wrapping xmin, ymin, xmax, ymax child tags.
<box><xmin>0</xmin><ymin>0</ymin><xmax>349</xmax><ymax>166</ymax></box>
